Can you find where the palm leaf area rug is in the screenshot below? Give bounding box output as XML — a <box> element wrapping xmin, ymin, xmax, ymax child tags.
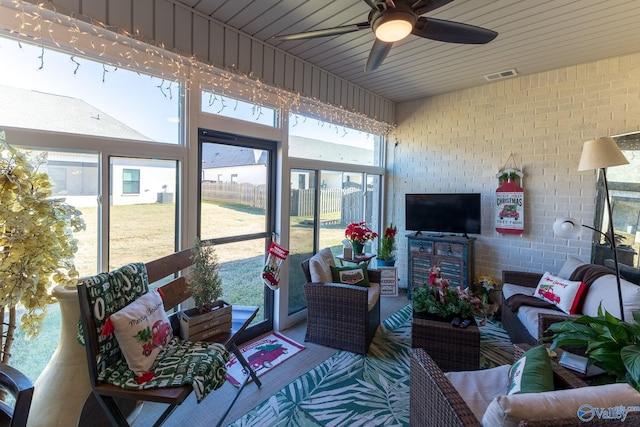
<box><xmin>228</xmin><ymin>305</ymin><xmax>512</xmax><ymax>427</ymax></box>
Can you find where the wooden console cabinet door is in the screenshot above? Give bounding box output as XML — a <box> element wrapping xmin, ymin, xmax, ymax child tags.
<box><xmin>407</xmin><ymin>234</ymin><xmax>475</xmax><ymax>298</ymax></box>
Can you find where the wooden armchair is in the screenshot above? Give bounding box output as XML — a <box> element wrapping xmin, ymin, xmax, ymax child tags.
<box><xmin>77</xmin><ymin>249</ymin><xmax>261</xmax><ymax>427</ymax></box>
<box><xmin>301</xmin><ymin>259</ymin><xmax>380</xmax><ymax>355</ymax></box>
<box><xmin>0</xmin><ymin>364</ymin><xmax>34</xmax><ymax>427</ymax></box>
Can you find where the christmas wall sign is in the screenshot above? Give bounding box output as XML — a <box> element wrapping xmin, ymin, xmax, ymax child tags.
<box><xmin>495</xmin><ymin>165</ymin><xmax>524</xmax><ymax>235</ymax></box>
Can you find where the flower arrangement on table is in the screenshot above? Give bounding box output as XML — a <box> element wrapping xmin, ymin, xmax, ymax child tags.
<box><xmin>472</xmin><ymin>275</ymin><xmax>502</xmax><ymax>317</ymax></box>
<box><xmin>377</xmin><ymin>223</ymin><xmax>397</xmax><ymax>262</ymax></box>
<box><xmin>413</xmin><ymin>264</ymin><xmax>486</xmax><ymax>325</ymax></box>
<box><xmin>344</xmin><ymin>221</ymin><xmax>378</xmax><ymax>255</ymax></box>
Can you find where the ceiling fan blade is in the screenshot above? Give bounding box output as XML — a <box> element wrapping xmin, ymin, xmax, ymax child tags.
<box><xmin>365</xmin><ymin>39</ymin><xmax>393</xmax><ymax>72</ymax></box>
<box><xmin>362</xmin><ymin>0</ymin><xmax>379</xmax><ymax>11</ymax></box>
<box><xmin>413</xmin><ymin>17</ymin><xmax>498</xmax><ymax>44</ymax></box>
<box><xmin>274</xmin><ymin>22</ymin><xmax>370</xmax><ymax>41</ymax></box>
<box><xmin>413</xmin><ymin>0</ymin><xmax>455</xmax><ymax>16</ymax></box>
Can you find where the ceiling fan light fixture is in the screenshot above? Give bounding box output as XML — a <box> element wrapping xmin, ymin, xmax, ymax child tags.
<box><xmin>373</xmin><ymin>11</ymin><xmax>416</xmax><ymax>42</ymax></box>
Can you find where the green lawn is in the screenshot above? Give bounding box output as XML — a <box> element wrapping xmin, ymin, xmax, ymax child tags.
<box><xmin>10</xmin><ymin>201</ymin><xmax>352</xmax><ymax>382</ymax></box>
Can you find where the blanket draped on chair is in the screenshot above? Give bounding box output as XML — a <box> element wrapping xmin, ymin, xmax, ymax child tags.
<box><xmin>79</xmin><ymin>263</ymin><xmax>229</xmax><ymax>403</ymax></box>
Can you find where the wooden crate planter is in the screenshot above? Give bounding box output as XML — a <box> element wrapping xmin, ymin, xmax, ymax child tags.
<box><xmin>179</xmin><ymin>300</ymin><xmax>232</xmax><ymax>341</ymax></box>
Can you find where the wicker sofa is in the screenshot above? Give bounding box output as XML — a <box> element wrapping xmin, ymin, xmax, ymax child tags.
<box><xmin>301</xmin><ymin>249</ymin><xmax>381</xmax><ymax>355</ymax></box>
<box><xmin>410</xmin><ymin>346</ymin><xmax>640</xmax><ymax>426</ymax></box>
<box><xmin>501</xmin><ymin>256</ymin><xmax>640</xmax><ymax>345</ymax></box>
<box><xmin>501</xmin><ymin>270</ymin><xmax>572</xmax><ymax>345</ymax></box>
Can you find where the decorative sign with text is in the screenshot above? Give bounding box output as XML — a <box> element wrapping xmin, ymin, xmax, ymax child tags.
<box><xmin>379</xmin><ymin>267</ymin><xmax>398</xmax><ymax>296</ymax></box>
<box><xmin>495</xmin><ymin>172</ymin><xmax>524</xmax><ymax>235</ymax></box>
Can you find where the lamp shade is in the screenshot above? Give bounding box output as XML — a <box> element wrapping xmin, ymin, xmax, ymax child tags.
<box><xmin>578</xmin><ymin>136</ymin><xmax>629</xmax><ymax>171</ymax></box>
<box><xmin>553</xmin><ymin>217</ymin><xmax>582</xmax><ymax>239</ymax></box>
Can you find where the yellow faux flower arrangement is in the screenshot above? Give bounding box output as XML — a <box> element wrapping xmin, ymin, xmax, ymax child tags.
<box><xmin>1</xmin><ymin>131</ymin><xmax>85</xmax><ymax>362</ymax></box>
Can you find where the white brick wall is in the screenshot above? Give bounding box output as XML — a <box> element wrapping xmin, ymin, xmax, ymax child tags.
<box><xmin>390</xmin><ymin>53</ymin><xmax>640</xmax><ymax>287</ymax></box>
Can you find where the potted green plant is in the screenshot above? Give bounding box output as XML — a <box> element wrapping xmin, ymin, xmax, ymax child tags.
<box><xmin>0</xmin><ymin>131</ymin><xmax>85</xmax><ymax>365</ymax></box>
<box><xmin>377</xmin><ymin>223</ymin><xmax>397</xmax><ymax>267</ymax></box>
<box><xmin>180</xmin><ymin>237</ymin><xmax>231</xmax><ymax>341</ymax></box>
<box><xmin>547</xmin><ymin>306</ymin><xmax>640</xmax><ymax>390</ymax></box>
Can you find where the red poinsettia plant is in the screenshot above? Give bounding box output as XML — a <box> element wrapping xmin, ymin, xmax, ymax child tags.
<box><xmin>345</xmin><ymin>221</ymin><xmax>378</xmax><ymax>244</ymax></box>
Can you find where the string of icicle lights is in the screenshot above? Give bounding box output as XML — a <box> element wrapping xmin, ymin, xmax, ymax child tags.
<box><xmin>3</xmin><ymin>0</ymin><xmax>395</xmax><ymax>137</ymax></box>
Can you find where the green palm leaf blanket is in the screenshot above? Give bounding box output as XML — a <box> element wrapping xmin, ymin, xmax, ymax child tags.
<box><xmin>229</xmin><ymin>305</ymin><xmax>512</xmax><ymax>426</ymax></box>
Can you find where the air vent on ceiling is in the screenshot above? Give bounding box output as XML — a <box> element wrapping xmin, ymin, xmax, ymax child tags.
<box><xmin>483</xmin><ymin>69</ymin><xmax>518</xmax><ymax>81</ymax></box>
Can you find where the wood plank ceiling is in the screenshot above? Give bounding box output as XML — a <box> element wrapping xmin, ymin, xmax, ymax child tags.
<box><xmin>173</xmin><ymin>0</ymin><xmax>640</xmax><ymax>103</ymax></box>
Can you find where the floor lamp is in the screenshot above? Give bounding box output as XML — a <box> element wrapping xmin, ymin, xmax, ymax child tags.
<box><xmin>554</xmin><ymin>137</ymin><xmax>629</xmax><ymax>320</ymax></box>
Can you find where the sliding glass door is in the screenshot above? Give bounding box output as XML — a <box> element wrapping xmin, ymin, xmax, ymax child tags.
<box><xmin>288</xmin><ymin>169</ymin><xmax>381</xmax><ymax>315</ymax></box>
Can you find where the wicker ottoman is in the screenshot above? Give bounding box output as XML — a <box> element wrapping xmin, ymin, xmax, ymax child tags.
<box><xmin>411</xmin><ymin>314</ymin><xmax>480</xmax><ymax>372</ymax></box>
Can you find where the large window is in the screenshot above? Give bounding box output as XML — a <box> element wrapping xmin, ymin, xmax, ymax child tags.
<box><xmin>287</xmin><ymin>112</ymin><xmax>385</xmax><ymax>315</ymax></box>
<box><xmin>201</xmin><ymin>90</ymin><xmax>278</xmax><ymax>127</ymax></box>
<box><xmin>593</xmin><ymin>133</ymin><xmax>640</xmax><ymax>270</ymax></box>
<box><xmin>0</xmin><ymin>35</ymin><xmax>182</xmax><ymax>144</ymax></box>
<box><xmin>289</xmin><ymin>113</ymin><xmax>382</xmax><ymax>166</ymax></box>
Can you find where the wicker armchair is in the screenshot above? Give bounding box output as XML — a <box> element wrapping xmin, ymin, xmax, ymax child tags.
<box><xmin>301</xmin><ymin>259</ymin><xmax>381</xmax><ymax>355</ymax></box>
<box><xmin>501</xmin><ymin>270</ymin><xmax>574</xmax><ymax>345</ymax></box>
<box><xmin>410</xmin><ymin>346</ymin><xmax>640</xmax><ymax>426</ymax></box>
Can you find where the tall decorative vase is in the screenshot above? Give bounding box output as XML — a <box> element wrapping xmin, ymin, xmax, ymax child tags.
<box><xmin>351</xmin><ymin>241</ymin><xmax>364</xmax><ymax>256</ymax></box>
<box><xmin>28</xmin><ymin>285</ymin><xmax>91</xmax><ymax>427</ymax></box>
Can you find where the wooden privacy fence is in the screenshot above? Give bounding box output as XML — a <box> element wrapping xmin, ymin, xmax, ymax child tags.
<box><xmin>202</xmin><ymin>182</ymin><xmax>369</xmax><ymax>224</ymax></box>
<box><xmin>201</xmin><ymin>182</ymin><xmax>267</xmax><ymax>209</ymax></box>
<box><xmin>291</xmin><ymin>188</ymin><xmax>342</xmax><ymax>217</ymax></box>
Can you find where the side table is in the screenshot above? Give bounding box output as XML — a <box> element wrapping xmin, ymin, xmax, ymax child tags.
<box><xmin>411</xmin><ymin>313</ymin><xmax>480</xmax><ymax>372</ymax></box>
<box><xmin>335</xmin><ymin>253</ymin><xmax>376</xmax><ymax>266</ymax></box>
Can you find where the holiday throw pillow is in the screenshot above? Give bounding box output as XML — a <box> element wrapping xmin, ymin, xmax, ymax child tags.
<box><xmin>330</xmin><ymin>264</ymin><xmax>370</xmax><ymax>287</ymax></box>
<box><xmin>534</xmin><ymin>272</ymin><xmax>587</xmax><ymax>314</ymax></box>
<box><xmin>106</xmin><ymin>289</ymin><xmax>172</xmax><ymax>382</ymax></box>
<box><xmin>507</xmin><ymin>345</ymin><xmax>554</xmax><ymax>395</ymax></box>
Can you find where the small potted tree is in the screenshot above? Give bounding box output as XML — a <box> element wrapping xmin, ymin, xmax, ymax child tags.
<box><xmin>179</xmin><ymin>237</ymin><xmax>232</xmax><ymax>341</ymax></box>
<box><xmin>377</xmin><ymin>223</ymin><xmax>397</xmax><ymax>267</ymax></box>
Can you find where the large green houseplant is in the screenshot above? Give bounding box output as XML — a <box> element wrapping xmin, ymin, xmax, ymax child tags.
<box><xmin>0</xmin><ymin>131</ymin><xmax>85</xmax><ymax>364</ymax></box>
<box><xmin>547</xmin><ymin>306</ymin><xmax>640</xmax><ymax>390</ymax></box>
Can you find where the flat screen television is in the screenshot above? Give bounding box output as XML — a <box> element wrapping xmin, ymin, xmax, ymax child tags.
<box><xmin>405</xmin><ymin>193</ymin><xmax>481</xmax><ymax>236</ymax></box>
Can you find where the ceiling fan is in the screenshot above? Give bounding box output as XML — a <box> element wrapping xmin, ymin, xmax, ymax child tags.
<box><xmin>273</xmin><ymin>0</ymin><xmax>498</xmax><ymax>72</ymax></box>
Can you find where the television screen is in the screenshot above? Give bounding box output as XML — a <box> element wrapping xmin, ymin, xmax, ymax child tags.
<box><xmin>405</xmin><ymin>193</ymin><xmax>481</xmax><ymax>235</ymax></box>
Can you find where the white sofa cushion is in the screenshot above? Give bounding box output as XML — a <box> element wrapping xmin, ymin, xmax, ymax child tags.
<box><xmin>502</xmin><ymin>283</ymin><xmax>569</xmax><ymax>340</ymax></box>
<box><xmin>502</xmin><ymin>283</ymin><xmax>534</xmax><ymax>299</ymax></box>
<box><xmin>516</xmin><ymin>305</ymin><xmax>568</xmax><ymax>341</ymax></box>
<box><xmin>557</xmin><ymin>255</ymin><xmax>587</xmax><ymax>279</ymax></box>
<box><xmin>309</xmin><ymin>247</ymin><xmax>335</xmax><ymax>282</ymax></box>
<box><xmin>581</xmin><ymin>274</ymin><xmax>640</xmax><ymax>320</ymax></box>
<box><xmin>482</xmin><ymin>383</ymin><xmax>640</xmax><ymax>427</ymax></box>
<box><xmin>446</xmin><ymin>364</ymin><xmax>511</xmax><ymax>421</ymax></box>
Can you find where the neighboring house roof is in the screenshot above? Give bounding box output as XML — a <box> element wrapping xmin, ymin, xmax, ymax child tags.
<box><xmin>289</xmin><ymin>135</ymin><xmax>374</xmax><ymax>165</ymax></box>
<box><xmin>202</xmin><ymin>144</ymin><xmax>267</xmax><ymax>168</ymax></box>
<box><xmin>201</xmin><ymin>136</ymin><xmax>374</xmax><ymax>169</ymax></box>
<box><xmin>0</xmin><ymin>85</ymin><xmax>152</xmax><ymax>141</ymax></box>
